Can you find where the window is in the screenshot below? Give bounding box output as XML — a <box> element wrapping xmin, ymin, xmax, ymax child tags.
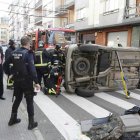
<box><xmin>47</xmin><ymin>20</ymin><xmax>53</xmax><ymax>28</ymax></box>
<box><xmin>0</xmin><ymin>17</ymin><xmax>8</xmax><ymax>24</ymax></box>
<box><xmin>44</xmin><ymin>1</ymin><xmax>53</xmax><ymax>16</ymax></box>
<box><xmin>1</xmin><ymin>28</ymin><xmax>7</xmax><ymax>35</ymax></box>
<box><xmin>76</xmin><ymin>8</ymin><xmax>86</xmax><ymax>21</ymax></box>
<box><xmin>105</xmin><ymin>0</ymin><xmax>119</xmax><ymax>12</ymax></box>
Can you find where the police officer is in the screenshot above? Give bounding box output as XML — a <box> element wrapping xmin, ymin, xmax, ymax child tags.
<box><xmin>5</xmin><ymin>39</ymin><xmax>16</xmax><ymax>60</ymax></box>
<box><xmin>3</xmin><ymin>36</ymin><xmax>40</xmax><ymax>130</ymax></box>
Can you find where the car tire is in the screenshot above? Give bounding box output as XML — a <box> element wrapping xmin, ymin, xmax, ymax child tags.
<box><xmin>73</xmin><ymin>57</ymin><xmax>90</xmax><ymax>76</ymax></box>
<box><xmin>78</xmin><ymin>44</ymin><xmax>99</xmax><ymax>52</ymax></box>
<box><xmin>75</xmin><ymin>87</ymin><xmax>94</xmax><ymax>97</ymax></box>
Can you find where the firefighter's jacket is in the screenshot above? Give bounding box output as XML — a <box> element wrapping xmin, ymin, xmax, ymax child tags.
<box><xmin>34</xmin><ymin>49</ymin><xmax>51</xmax><ymax>74</ymax></box>
<box><xmin>49</xmin><ymin>48</ymin><xmax>65</xmax><ymax>68</ymax></box>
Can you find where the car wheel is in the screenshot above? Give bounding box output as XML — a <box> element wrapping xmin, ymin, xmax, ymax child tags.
<box><xmin>73</xmin><ymin>57</ymin><xmax>90</xmax><ymax>76</ymax></box>
<box><xmin>75</xmin><ymin>87</ymin><xmax>94</xmax><ymax>97</ymax></box>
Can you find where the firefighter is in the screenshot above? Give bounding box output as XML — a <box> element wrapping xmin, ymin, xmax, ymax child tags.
<box><xmin>44</xmin><ymin>44</ymin><xmax>65</xmax><ymax>95</ymax></box>
<box><xmin>51</xmin><ymin>44</ymin><xmax>65</xmax><ymax>67</ymax></box>
<box><xmin>34</xmin><ymin>48</ymin><xmax>51</xmax><ymax>87</ymax></box>
<box><xmin>5</xmin><ymin>39</ymin><xmax>16</xmax><ymax>89</ymax></box>
<box><xmin>3</xmin><ymin>36</ymin><xmax>40</xmax><ymax>130</ymax></box>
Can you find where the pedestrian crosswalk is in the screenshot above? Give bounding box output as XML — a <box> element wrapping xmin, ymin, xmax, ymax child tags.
<box><xmin>95</xmin><ymin>92</ymin><xmax>135</xmax><ymax>110</ymax></box>
<box><xmin>117</xmin><ymin>90</ymin><xmax>140</xmax><ymax>100</ymax></box>
<box><xmin>34</xmin><ymin>89</ymin><xmax>140</xmax><ymax>140</ymax></box>
<box><xmin>62</xmin><ymin>92</ymin><xmax>110</xmax><ymax>118</ymax></box>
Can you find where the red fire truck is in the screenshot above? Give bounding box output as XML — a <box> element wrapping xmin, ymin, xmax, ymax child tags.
<box><xmin>28</xmin><ymin>28</ymin><xmax>76</xmax><ymax>50</ymax></box>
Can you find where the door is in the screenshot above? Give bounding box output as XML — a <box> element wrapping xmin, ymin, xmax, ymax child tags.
<box><xmin>107</xmin><ymin>31</ymin><xmax>128</xmax><ymax>47</ymax></box>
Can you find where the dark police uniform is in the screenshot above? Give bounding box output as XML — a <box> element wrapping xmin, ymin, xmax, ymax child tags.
<box><xmin>3</xmin><ymin>47</ymin><xmax>38</xmax><ymax>130</ymax></box>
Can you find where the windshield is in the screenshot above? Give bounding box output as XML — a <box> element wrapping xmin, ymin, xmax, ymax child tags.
<box><xmin>64</xmin><ymin>32</ymin><xmax>76</xmax><ymax>43</ymax></box>
<box><xmin>48</xmin><ymin>31</ymin><xmax>76</xmax><ymax>45</ymax></box>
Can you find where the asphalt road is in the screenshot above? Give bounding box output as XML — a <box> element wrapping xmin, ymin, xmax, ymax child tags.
<box><xmin>22</xmin><ymin>88</ymin><xmax>140</xmax><ymax>140</ymax></box>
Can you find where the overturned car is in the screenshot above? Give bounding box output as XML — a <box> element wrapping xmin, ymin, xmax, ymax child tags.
<box><xmin>64</xmin><ymin>44</ymin><xmax>140</xmax><ymax>97</ymax></box>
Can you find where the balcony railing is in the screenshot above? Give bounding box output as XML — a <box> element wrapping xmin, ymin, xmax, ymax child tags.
<box><xmin>65</xmin><ymin>0</ymin><xmax>74</xmax><ymax>9</ymax></box>
<box><xmin>35</xmin><ymin>0</ymin><xmax>42</xmax><ymax>9</ymax></box>
<box><xmin>55</xmin><ymin>5</ymin><xmax>68</xmax><ymax>16</ymax></box>
<box><xmin>35</xmin><ymin>17</ymin><xmax>42</xmax><ymax>23</ymax></box>
<box><xmin>124</xmin><ymin>5</ymin><xmax>140</xmax><ymax>19</ymax></box>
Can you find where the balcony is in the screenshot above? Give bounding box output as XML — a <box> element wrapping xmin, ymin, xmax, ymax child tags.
<box><xmin>65</xmin><ymin>0</ymin><xmax>74</xmax><ymax>10</ymax></box>
<box><xmin>35</xmin><ymin>0</ymin><xmax>42</xmax><ymax>10</ymax></box>
<box><xmin>124</xmin><ymin>5</ymin><xmax>140</xmax><ymax>19</ymax></box>
<box><xmin>55</xmin><ymin>5</ymin><xmax>68</xmax><ymax>16</ymax></box>
<box><xmin>35</xmin><ymin>17</ymin><xmax>42</xmax><ymax>25</ymax></box>
<box><xmin>65</xmin><ymin>23</ymin><xmax>74</xmax><ymax>29</ymax></box>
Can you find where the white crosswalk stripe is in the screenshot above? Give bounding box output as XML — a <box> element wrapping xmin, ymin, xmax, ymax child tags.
<box><xmin>95</xmin><ymin>92</ymin><xmax>135</xmax><ymax>110</ymax></box>
<box><xmin>117</xmin><ymin>90</ymin><xmax>140</xmax><ymax>100</ymax></box>
<box><xmin>136</xmin><ymin>89</ymin><xmax>140</xmax><ymax>92</ymax></box>
<box><xmin>62</xmin><ymin>93</ymin><xmax>110</xmax><ymax>118</ymax></box>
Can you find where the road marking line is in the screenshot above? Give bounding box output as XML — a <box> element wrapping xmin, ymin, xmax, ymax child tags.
<box><xmin>95</xmin><ymin>92</ymin><xmax>135</xmax><ymax>110</ymax></box>
<box><xmin>34</xmin><ymin>92</ymin><xmax>89</xmax><ymax>140</ymax></box>
<box><xmin>117</xmin><ymin>90</ymin><xmax>140</xmax><ymax>100</ymax></box>
<box><xmin>20</xmin><ymin>102</ymin><xmax>44</xmax><ymax>140</ymax></box>
<box><xmin>62</xmin><ymin>93</ymin><xmax>110</xmax><ymax>118</ymax></box>
<box><xmin>136</xmin><ymin>89</ymin><xmax>140</xmax><ymax>93</ymax></box>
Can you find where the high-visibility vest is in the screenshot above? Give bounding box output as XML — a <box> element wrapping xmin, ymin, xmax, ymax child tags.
<box><xmin>35</xmin><ymin>51</ymin><xmax>51</xmax><ymax>67</ymax></box>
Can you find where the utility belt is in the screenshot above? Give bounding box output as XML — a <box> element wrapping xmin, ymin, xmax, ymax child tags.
<box><xmin>14</xmin><ymin>74</ymin><xmax>30</xmax><ymax>82</ymax></box>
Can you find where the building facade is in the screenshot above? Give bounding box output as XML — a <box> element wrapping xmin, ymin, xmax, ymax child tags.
<box><xmin>42</xmin><ymin>0</ymin><xmax>75</xmax><ymax>29</ymax></box>
<box><xmin>8</xmin><ymin>0</ymin><xmax>140</xmax><ymax>47</ymax></box>
<box><xmin>0</xmin><ymin>17</ymin><xmax>9</xmax><ymax>44</ymax></box>
<box><xmin>9</xmin><ymin>0</ymin><xmax>36</xmax><ymax>43</ymax></box>
<box><xmin>9</xmin><ymin>0</ymin><xmax>75</xmax><ymax>41</ymax></box>
<box><xmin>75</xmin><ymin>0</ymin><xmax>140</xmax><ymax>47</ymax></box>
<box><xmin>9</xmin><ymin>0</ymin><xmax>26</xmax><ymax>43</ymax></box>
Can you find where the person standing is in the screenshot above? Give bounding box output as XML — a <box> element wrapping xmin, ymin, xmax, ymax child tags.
<box><xmin>3</xmin><ymin>36</ymin><xmax>40</xmax><ymax>130</ymax></box>
<box><xmin>5</xmin><ymin>39</ymin><xmax>15</xmax><ymax>60</ymax></box>
<box><xmin>0</xmin><ymin>46</ymin><xmax>5</xmax><ymax>100</ymax></box>
<box><xmin>5</xmin><ymin>39</ymin><xmax>16</xmax><ymax>89</ymax></box>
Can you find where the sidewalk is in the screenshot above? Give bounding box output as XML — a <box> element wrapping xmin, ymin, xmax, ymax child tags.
<box><xmin>0</xmin><ymin>77</ymin><xmax>44</xmax><ymax>140</ymax></box>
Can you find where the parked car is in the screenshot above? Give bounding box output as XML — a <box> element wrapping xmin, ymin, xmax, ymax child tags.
<box><xmin>64</xmin><ymin>44</ymin><xmax>140</xmax><ymax>97</ymax></box>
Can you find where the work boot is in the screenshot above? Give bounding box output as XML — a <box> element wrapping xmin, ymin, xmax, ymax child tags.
<box><xmin>8</xmin><ymin>113</ymin><xmax>21</xmax><ymax>126</ymax></box>
<box><xmin>28</xmin><ymin>116</ymin><xmax>38</xmax><ymax>130</ymax></box>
